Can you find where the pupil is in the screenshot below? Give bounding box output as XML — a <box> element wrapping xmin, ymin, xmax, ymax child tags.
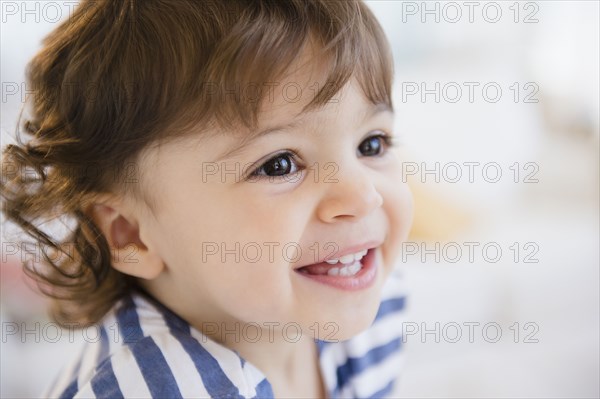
<box><xmin>265</xmin><ymin>155</ymin><xmax>290</xmax><ymax>176</ymax></box>
<box><xmin>362</xmin><ymin>137</ymin><xmax>380</xmax><ymax>155</ymax></box>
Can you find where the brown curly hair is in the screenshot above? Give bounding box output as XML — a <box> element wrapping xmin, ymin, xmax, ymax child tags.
<box><xmin>1</xmin><ymin>0</ymin><xmax>394</xmax><ymax>327</ymax></box>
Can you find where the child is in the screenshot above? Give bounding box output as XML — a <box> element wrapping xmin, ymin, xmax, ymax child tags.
<box><xmin>1</xmin><ymin>0</ymin><xmax>413</xmax><ymax>397</ymax></box>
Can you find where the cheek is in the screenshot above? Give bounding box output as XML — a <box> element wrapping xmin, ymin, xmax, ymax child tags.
<box><xmin>381</xmin><ymin>169</ymin><xmax>414</xmax><ymax>266</ymax></box>
<box><xmin>161</xmin><ymin>216</ymin><xmax>299</xmax><ymax>323</ymax></box>
<box><xmin>171</xmin><ymin>245</ymin><xmax>297</xmax><ymax>322</ymax></box>
<box><xmin>207</xmin><ymin>267</ymin><xmax>302</xmax><ymax>326</ymax></box>
<box><xmin>390</xmin><ymin>183</ymin><xmax>414</xmax><ymax>239</ymax></box>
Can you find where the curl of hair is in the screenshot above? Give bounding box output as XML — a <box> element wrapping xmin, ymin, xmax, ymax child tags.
<box><xmin>1</xmin><ymin>130</ymin><xmax>130</xmax><ymax>327</ymax></box>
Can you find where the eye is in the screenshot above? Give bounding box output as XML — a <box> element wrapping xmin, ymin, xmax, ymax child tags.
<box><xmin>358</xmin><ymin>132</ymin><xmax>397</xmax><ymax>157</ymax></box>
<box><xmin>248</xmin><ymin>151</ymin><xmax>301</xmax><ymax>180</ymax></box>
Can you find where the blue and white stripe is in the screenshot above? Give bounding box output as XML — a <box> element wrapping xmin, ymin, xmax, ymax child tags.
<box><xmin>45</xmin><ymin>272</ymin><xmax>406</xmax><ymax>398</ymax></box>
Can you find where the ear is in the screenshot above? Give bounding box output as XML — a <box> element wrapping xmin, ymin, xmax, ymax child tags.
<box><xmin>86</xmin><ymin>199</ymin><xmax>165</xmax><ymax>280</ymax></box>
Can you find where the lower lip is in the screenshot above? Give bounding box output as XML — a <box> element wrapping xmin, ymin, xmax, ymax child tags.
<box><xmin>294</xmin><ymin>247</ymin><xmax>378</xmax><ymax>291</ymax></box>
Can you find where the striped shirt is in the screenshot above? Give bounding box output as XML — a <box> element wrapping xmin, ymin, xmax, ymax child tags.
<box><xmin>45</xmin><ymin>271</ymin><xmax>406</xmax><ymax>398</ymax></box>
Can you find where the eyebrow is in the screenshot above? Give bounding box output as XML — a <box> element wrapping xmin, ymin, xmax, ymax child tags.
<box><xmin>213</xmin><ymin>102</ymin><xmax>393</xmax><ymax>162</ymax></box>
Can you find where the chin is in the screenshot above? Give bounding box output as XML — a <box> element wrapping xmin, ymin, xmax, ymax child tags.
<box><xmin>335</xmin><ymin>327</ymin><xmax>371</xmax><ymax>342</ymax></box>
<box><xmin>311</xmin><ymin>301</ymin><xmax>381</xmax><ymax>342</ymax></box>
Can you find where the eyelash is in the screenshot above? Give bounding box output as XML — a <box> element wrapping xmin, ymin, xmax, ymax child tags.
<box><xmin>246</xmin><ymin>132</ymin><xmax>399</xmax><ymax>181</ymax></box>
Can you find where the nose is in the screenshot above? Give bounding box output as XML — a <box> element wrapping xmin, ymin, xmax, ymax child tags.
<box><xmin>316</xmin><ymin>164</ymin><xmax>384</xmax><ymax>223</ymax></box>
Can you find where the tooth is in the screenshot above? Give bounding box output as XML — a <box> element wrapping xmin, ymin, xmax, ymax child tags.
<box><xmin>339</xmin><ymin>266</ymin><xmax>350</xmax><ymax>276</ymax></box>
<box><xmin>353</xmin><ymin>252</ymin><xmax>366</xmax><ymax>262</ymax></box>
<box><xmin>325</xmin><ymin>259</ymin><xmax>339</xmax><ymax>264</ymax></box>
<box><xmin>349</xmin><ymin>263</ymin><xmax>361</xmax><ymax>274</ymax></box>
<box><xmin>360</xmin><ymin>249</ymin><xmax>368</xmax><ymax>256</ymax></box>
<box><xmin>327</xmin><ymin>267</ymin><xmax>340</xmax><ymax>276</ymax></box>
<box><xmin>339</xmin><ymin>254</ymin><xmax>355</xmax><ymax>264</ymax></box>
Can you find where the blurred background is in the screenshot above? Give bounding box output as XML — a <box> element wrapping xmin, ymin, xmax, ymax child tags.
<box><xmin>1</xmin><ymin>1</ymin><xmax>599</xmax><ymax>397</ymax></box>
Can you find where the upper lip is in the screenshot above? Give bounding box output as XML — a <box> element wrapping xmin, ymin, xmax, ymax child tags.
<box><xmin>293</xmin><ymin>240</ymin><xmax>383</xmax><ymax>269</ymax></box>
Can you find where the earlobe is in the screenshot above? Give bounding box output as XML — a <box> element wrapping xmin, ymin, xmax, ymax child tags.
<box><xmin>88</xmin><ymin>202</ymin><xmax>165</xmax><ymax>280</ymax></box>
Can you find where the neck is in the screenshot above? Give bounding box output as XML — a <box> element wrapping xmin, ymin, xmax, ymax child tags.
<box><xmin>201</xmin><ymin>320</ymin><xmax>326</xmax><ymax>398</ymax></box>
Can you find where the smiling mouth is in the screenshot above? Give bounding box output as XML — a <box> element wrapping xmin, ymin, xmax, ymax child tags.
<box><xmin>294</xmin><ymin>246</ymin><xmax>379</xmax><ymax>291</ymax></box>
<box><xmin>296</xmin><ymin>252</ymin><xmax>367</xmax><ymax>276</ymax></box>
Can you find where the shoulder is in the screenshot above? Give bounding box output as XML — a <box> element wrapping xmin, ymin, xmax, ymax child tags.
<box><xmin>318</xmin><ymin>269</ymin><xmax>408</xmax><ymax>398</ymax></box>
<box><xmin>45</xmin><ymin>292</ymin><xmax>267</xmax><ymax>399</ymax></box>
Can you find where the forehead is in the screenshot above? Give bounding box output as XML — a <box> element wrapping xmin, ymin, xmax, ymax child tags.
<box><xmin>209</xmin><ymin>78</ymin><xmax>390</xmax><ymax>148</ymax></box>
<box><xmin>210</xmin><ymin>42</ymin><xmax>389</xmax><ymax>141</ymax></box>
<box><xmin>214</xmin><ymin>41</ymin><xmax>332</xmax><ymax>133</ymax></box>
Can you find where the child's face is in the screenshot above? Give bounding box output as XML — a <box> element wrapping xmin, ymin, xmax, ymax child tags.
<box><xmin>132</xmin><ymin>59</ymin><xmax>413</xmax><ymax>341</ymax></box>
